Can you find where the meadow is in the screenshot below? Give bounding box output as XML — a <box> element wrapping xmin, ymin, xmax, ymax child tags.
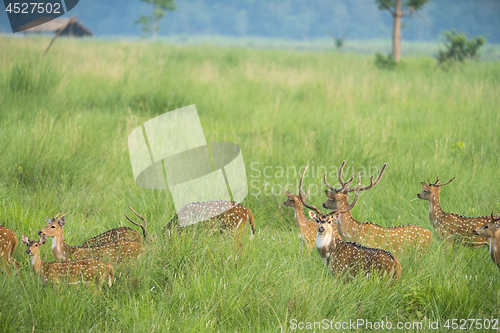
<box><xmin>0</xmin><ymin>35</ymin><xmax>499</xmax><ymax>332</ymax></box>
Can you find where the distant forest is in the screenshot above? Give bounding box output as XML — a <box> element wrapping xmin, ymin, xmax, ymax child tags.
<box><xmin>1</xmin><ymin>0</ymin><xmax>499</xmax><ymax>43</ymax></box>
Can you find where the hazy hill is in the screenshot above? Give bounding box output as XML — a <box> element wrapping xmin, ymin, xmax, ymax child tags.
<box><xmin>1</xmin><ymin>0</ymin><xmax>499</xmax><ymax>43</ymax></box>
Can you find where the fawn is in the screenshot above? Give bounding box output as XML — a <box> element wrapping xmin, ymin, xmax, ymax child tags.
<box><xmin>301</xmin><ymin>166</ymin><xmax>401</xmax><ymax>281</ymax></box>
<box><xmin>22</xmin><ymin>234</ymin><xmax>114</xmax><ymax>288</ymax></box>
<box><xmin>418</xmin><ymin>177</ymin><xmax>488</xmax><ymax>247</ymax></box>
<box><xmin>473</xmin><ymin>213</ymin><xmax>500</xmax><ymax>269</ymax></box>
<box><xmin>39</xmin><ymin>212</ymin><xmax>145</xmax><ymax>263</ymax></box>
<box><xmin>323</xmin><ymin>161</ymin><xmax>432</xmax><ymax>256</ymax></box>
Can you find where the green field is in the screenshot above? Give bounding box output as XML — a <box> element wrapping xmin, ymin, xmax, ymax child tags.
<box><xmin>0</xmin><ymin>36</ymin><xmax>499</xmax><ymax>332</ymax></box>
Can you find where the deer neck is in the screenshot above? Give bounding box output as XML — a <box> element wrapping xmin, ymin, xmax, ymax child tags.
<box><xmin>428</xmin><ymin>195</ymin><xmax>444</xmax><ymax>226</ymax></box>
<box><xmin>51</xmin><ymin>232</ymin><xmax>71</xmax><ymax>261</ymax></box>
<box><xmin>292</xmin><ymin>203</ymin><xmax>308</xmax><ymax>232</ymax></box>
<box><xmin>490</xmin><ymin>230</ymin><xmax>500</xmax><ymax>266</ymax></box>
<box><xmin>31</xmin><ymin>253</ymin><xmax>43</xmax><ymax>274</ymax></box>
<box><xmin>336</xmin><ymin>199</ymin><xmax>358</xmax><ymax>241</ymax></box>
<box><xmin>316</xmin><ymin>231</ymin><xmax>339</xmax><ymax>265</ymax></box>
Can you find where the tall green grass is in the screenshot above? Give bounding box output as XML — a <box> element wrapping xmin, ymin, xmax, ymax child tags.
<box><xmin>0</xmin><ymin>36</ymin><xmax>499</xmax><ymax>332</ymax></box>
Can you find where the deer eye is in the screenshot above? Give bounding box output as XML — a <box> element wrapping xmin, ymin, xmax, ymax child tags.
<box><xmin>484</xmin><ymin>225</ymin><xmax>488</xmax><ymax>229</ymax></box>
<box><xmin>35</xmin><ymin>244</ymin><xmax>38</xmax><ymax>247</ymax></box>
<box><xmin>51</xmin><ymin>226</ymin><xmax>55</xmax><ymax>228</ymax></box>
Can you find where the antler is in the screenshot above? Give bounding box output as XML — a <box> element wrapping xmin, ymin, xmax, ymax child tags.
<box><xmin>337</xmin><ymin>160</ymin><xmax>355</xmax><ymax>191</ymax></box>
<box><xmin>52</xmin><ymin>211</ymin><xmax>68</xmax><ymax>221</ymax></box>
<box><xmin>327</xmin><ymin>172</ymin><xmax>361</xmax><ymax>216</ymax></box>
<box><xmin>428</xmin><ymin>176</ymin><xmax>455</xmax><ymax>187</ymax></box>
<box><xmin>323</xmin><ymin>160</ymin><xmax>354</xmax><ymax>193</ymax></box>
<box><xmin>439</xmin><ymin>177</ymin><xmax>455</xmax><ymax>186</ymax></box>
<box><xmin>299</xmin><ymin>165</ymin><xmax>323</xmax><ymax>215</ymax></box>
<box><xmin>491</xmin><ymin>211</ymin><xmax>500</xmax><ymax>221</ymax></box>
<box><xmin>346</xmin><ymin>163</ymin><xmax>387</xmax><ymax>193</ymax></box>
<box><xmin>125</xmin><ymin>206</ymin><xmax>148</xmax><ymax>241</ymax></box>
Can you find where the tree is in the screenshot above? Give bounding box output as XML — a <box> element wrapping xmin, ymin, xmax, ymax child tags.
<box><xmin>437</xmin><ymin>30</ymin><xmax>485</xmax><ymax>66</ymax></box>
<box><xmin>136</xmin><ymin>0</ymin><xmax>176</xmax><ymax>38</ymax></box>
<box><xmin>375</xmin><ymin>0</ymin><xmax>428</xmax><ymax>62</ymax></box>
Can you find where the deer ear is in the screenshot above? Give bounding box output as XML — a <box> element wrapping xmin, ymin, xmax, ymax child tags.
<box><xmin>285</xmin><ymin>191</ymin><xmax>293</xmax><ymax>199</ymax></box>
<box><xmin>58</xmin><ymin>216</ymin><xmax>66</xmax><ymax>226</ymax></box>
<box><xmin>332</xmin><ymin>212</ymin><xmax>341</xmax><ymax>221</ymax></box>
<box><xmin>21</xmin><ymin>234</ymin><xmax>29</xmax><ymax>245</ymax></box>
<box><xmin>420</xmin><ymin>182</ymin><xmax>427</xmax><ymax>187</ymax></box>
<box><xmin>308</xmin><ymin>211</ymin><xmax>317</xmax><ymax>220</ymax></box>
<box><xmin>45</xmin><ymin>217</ymin><xmax>51</xmax><ymax>224</ymax></box>
<box><xmin>39</xmin><ymin>234</ymin><xmax>46</xmax><ymax>245</ymax></box>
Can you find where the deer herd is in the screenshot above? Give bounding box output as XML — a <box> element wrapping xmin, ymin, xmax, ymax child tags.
<box><xmin>1</xmin><ymin>160</ymin><xmax>499</xmax><ymax>288</ymax></box>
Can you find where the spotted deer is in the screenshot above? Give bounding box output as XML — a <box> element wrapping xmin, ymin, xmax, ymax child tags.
<box><xmin>300</xmin><ymin>166</ymin><xmax>401</xmax><ymax>281</ymax></box>
<box><xmin>80</xmin><ymin>206</ymin><xmax>147</xmax><ymax>246</ymax></box>
<box><xmin>473</xmin><ymin>213</ymin><xmax>500</xmax><ymax>269</ymax></box>
<box><xmin>167</xmin><ymin>201</ymin><xmax>256</xmax><ymax>245</ymax></box>
<box><xmin>38</xmin><ymin>212</ymin><xmax>145</xmax><ymax>263</ymax></box>
<box><xmin>284</xmin><ymin>190</ymin><xmax>340</xmax><ymax>253</ymax></box>
<box><xmin>323</xmin><ymin>161</ymin><xmax>432</xmax><ymax>256</ymax></box>
<box><xmin>418</xmin><ymin>177</ymin><xmax>488</xmax><ymax>247</ymax></box>
<box><xmin>0</xmin><ymin>224</ymin><xmax>19</xmax><ymax>270</ymax></box>
<box><xmin>22</xmin><ymin>234</ymin><xmax>114</xmax><ymax>288</ymax></box>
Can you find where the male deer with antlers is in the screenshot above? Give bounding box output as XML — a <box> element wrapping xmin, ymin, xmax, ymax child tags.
<box><xmin>323</xmin><ymin>161</ymin><xmax>432</xmax><ymax>256</ymax></box>
<box><xmin>300</xmin><ymin>166</ymin><xmax>401</xmax><ymax>281</ymax></box>
<box><xmin>22</xmin><ymin>234</ymin><xmax>114</xmax><ymax>288</ymax></box>
<box><xmin>418</xmin><ymin>177</ymin><xmax>488</xmax><ymax>247</ymax></box>
<box><xmin>473</xmin><ymin>213</ymin><xmax>500</xmax><ymax>269</ymax></box>
<box><xmin>80</xmin><ymin>206</ymin><xmax>147</xmax><ymax>246</ymax></box>
<box><xmin>284</xmin><ymin>190</ymin><xmax>339</xmax><ymax>253</ymax></box>
<box><xmin>0</xmin><ymin>224</ymin><xmax>19</xmax><ymax>271</ymax></box>
<box><xmin>167</xmin><ymin>201</ymin><xmax>255</xmax><ymax>245</ymax></box>
<box><xmin>39</xmin><ymin>212</ymin><xmax>145</xmax><ymax>263</ymax></box>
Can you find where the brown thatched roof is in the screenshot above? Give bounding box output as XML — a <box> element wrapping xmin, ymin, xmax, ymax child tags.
<box><xmin>21</xmin><ymin>17</ymin><xmax>93</xmax><ymax>37</ymax></box>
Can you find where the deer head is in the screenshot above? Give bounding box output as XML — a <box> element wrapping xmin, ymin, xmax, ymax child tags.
<box><xmin>299</xmin><ymin>165</ymin><xmax>361</xmax><ymax>231</ymax></box>
<box><xmin>22</xmin><ymin>234</ymin><xmax>46</xmax><ymax>255</ymax></box>
<box><xmin>323</xmin><ymin>161</ymin><xmax>386</xmax><ymax>210</ymax></box>
<box><xmin>284</xmin><ymin>190</ymin><xmax>306</xmax><ymax>208</ymax></box>
<box><xmin>473</xmin><ymin>212</ymin><xmax>500</xmax><ymax>238</ymax></box>
<box><xmin>417</xmin><ymin>177</ymin><xmax>455</xmax><ymax>201</ymax></box>
<box><xmin>38</xmin><ymin>211</ymin><xmax>68</xmax><ymax>237</ymax></box>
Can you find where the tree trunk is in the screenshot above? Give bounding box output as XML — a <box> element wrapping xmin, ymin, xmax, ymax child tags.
<box><xmin>392</xmin><ymin>0</ymin><xmax>402</xmax><ymax>62</ymax></box>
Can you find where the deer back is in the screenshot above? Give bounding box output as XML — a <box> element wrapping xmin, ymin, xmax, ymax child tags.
<box><xmin>434</xmin><ymin>214</ymin><xmax>488</xmax><ymax>247</ymax></box>
<box><xmin>350</xmin><ymin>222</ymin><xmax>432</xmax><ymax>256</ymax></box>
<box><xmin>329</xmin><ymin>240</ymin><xmax>402</xmax><ymax>280</ymax></box>
<box><xmin>80</xmin><ymin>227</ymin><xmax>143</xmax><ymax>247</ymax></box>
<box><xmin>41</xmin><ymin>258</ymin><xmax>114</xmax><ymax>287</ymax></box>
<box><xmin>70</xmin><ymin>240</ymin><xmax>145</xmax><ymax>263</ymax></box>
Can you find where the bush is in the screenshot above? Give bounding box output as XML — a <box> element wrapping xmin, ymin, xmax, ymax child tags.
<box><xmin>437</xmin><ymin>30</ymin><xmax>485</xmax><ymax>66</ymax></box>
<box><xmin>374</xmin><ymin>52</ymin><xmax>397</xmax><ymax>70</ymax></box>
